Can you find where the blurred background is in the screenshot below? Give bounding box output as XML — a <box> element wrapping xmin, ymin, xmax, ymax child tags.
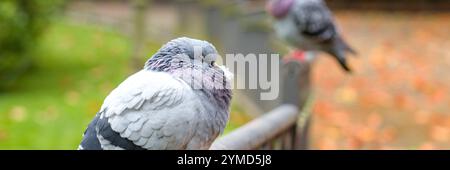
<box><xmin>0</xmin><ymin>0</ymin><xmax>449</xmax><ymax>149</ymax></box>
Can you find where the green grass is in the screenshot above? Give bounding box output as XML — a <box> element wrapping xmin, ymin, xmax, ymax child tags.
<box><xmin>0</xmin><ymin>19</ymin><xmax>144</xmax><ymax>149</ymax></box>
<box><xmin>0</xmin><ymin>19</ymin><xmax>247</xmax><ymax>149</ymax></box>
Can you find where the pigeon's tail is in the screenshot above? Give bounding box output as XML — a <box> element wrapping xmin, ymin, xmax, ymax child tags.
<box><xmin>329</xmin><ymin>50</ymin><xmax>352</xmax><ymax>72</ymax></box>
<box><xmin>339</xmin><ymin>36</ymin><xmax>357</xmax><ymax>56</ymax></box>
<box><xmin>326</xmin><ymin>36</ymin><xmax>356</xmax><ymax>73</ymax></box>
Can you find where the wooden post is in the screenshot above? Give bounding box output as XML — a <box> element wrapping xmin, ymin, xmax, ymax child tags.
<box><xmin>131</xmin><ymin>0</ymin><xmax>149</xmax><ymax>70</ymax></box>
<box><xmin>281</xmin><ymin>59</ymin><xmax>312</xmax><ymax>150</ymax></box>
<box><xmin>175</xmin><ymin>0</ymin><xmax>195</xmax><ymax>35</ymax></box>
<box><xmin>281</xmin><ymin>61</ymin><xmax>302</xmax><ymax>105</ymax></box>
<box><xmin>294</xmin><ymin>60</ymin><xmax>312</xmax><ymax>150</ymax></box>
<box><xmin>297</xmin><ymin>116</ymin><xmax>311</xmax><ymax>150</ymax></box>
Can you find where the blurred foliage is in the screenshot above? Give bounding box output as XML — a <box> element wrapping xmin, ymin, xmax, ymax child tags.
<box><xmin>0</xmin><ymin>0</ymin><xmax>64</xmax><ymax>89</ymax></box>
<box><xmin>0</xmin><ymin>20</ymin><xmax>133</xmax><ymax>149</ymax></box>
<box><xmin>197</xmin><ymin>0</ymin><xmax>243</xmax><ymax>18</ymax></box>
<box><xmin>311</xmin><ymin>12</ymin><xmax>450</xmax><ymax>149</ymax></box>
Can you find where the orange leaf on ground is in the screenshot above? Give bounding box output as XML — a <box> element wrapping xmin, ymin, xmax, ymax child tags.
<box><xmin>430</xmin><ymin>125</ymin><xmax>449</xmax><ymax>143</ymax></box>
<box><xmin>355</xmin><ymin>127</ymin><xmax>376</xmax><ymax>143</ymax></box>
<box><xmin>419</xmin><ymin>142</ymin><xmax>436</xmax><ymax>150</ymax></box>
<box><xmin>313</xmin><ymin>101</ymin><xmax>334</xmax><ymax>119</ymax></box>
<box><xmin>378</xmin><ymin>127</ymin><xmax>396</xmax><ymax>144</ymax></box>
<box><xmin>334</xmin><ymin>86</ymin><xmax>358</xmax><ymax>105</ymax></box>
<box><xmin>414</xmin><ymin>110</ymin><xmax>431</xmax><ymax>125</ymax></box>
<box><xmin>317</xmin><ymin>138</ymin><xmax>338</xmax><ymax>150</ymax></box>
<box><xmin>367</xmin><ymin>112</ymin><xmax>382</xmax><ymax>128</ymax></box>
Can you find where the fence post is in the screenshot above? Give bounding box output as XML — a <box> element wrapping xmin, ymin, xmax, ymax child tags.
<box><xmin>131</xmin><ymin>0</ymin><xmax>149</xmax><ymax>69</ymax></box>
<box><xmin>281</xmin><ymin>61</ymin><xmax>301</xmax><ymax>105</ymax></box>
<box><xmin>281</xmin><ymin>58</ymin><xmax>312</xmax><ymax>149</ymax></box>
<box><xmin>294</xmin><ymin>59</ymin><xmax>315</xmax><ymax>150</ymax></box>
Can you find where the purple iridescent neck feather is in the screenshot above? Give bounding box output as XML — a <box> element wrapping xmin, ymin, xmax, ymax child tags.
<box><xmin>267</xmin><ymin>0</ymin><xmax>295</xmax><ymax>19</ymax></box>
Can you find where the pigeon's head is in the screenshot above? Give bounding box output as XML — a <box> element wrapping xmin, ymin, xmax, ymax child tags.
<box><xmin>145</xmin><ymin>37</ymin><xmax>233</xmax><ymax>89</ymax></box>
<box><xmin>145</xmin><ymin>37</ymin><xmax>219</xmax><ymax>70</ymax></box>
<box><xmin>266</xmin><ymin>0</ymin><xmax>294</xmax><ymax>19</ymax></box>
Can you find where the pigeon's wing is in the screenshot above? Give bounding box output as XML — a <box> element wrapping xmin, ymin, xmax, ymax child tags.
<box><xmin>96</xmin><ymin>70</ymin><xmax>202</xmax><ymax>150</ymax></box>
<box><xmin>79</xmin><ymin>114</ymin><xmax>102</xmax><ymax>150</ymax></box>
<box><xmin>292</xmin><ymin>0</ymin><xmax>337</xmax><ymax>43</ymax></box>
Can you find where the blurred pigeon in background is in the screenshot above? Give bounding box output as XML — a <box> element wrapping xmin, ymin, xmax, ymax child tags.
<box><xmin>79</xmin><ymin>37</ymin><xmax>233</xmax><ymax>150</ymax></box>
<box><xmin>266</xmin><ymin>0</ymin><xmax>356</xmax><ymax>72</ymax></box>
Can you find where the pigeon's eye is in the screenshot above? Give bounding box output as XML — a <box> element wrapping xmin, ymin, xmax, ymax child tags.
<box><xmin>210</xmin><ymin>61</ymin><xmax>215</xmax><ymax>66</ymax></box>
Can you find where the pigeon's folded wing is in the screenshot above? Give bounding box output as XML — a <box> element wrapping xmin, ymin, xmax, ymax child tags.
<box><xmin>292</xmin><ymin>0</ymin><xmax>336</xmax><ymax>42</ymax></box>
<box><xmin>97</xmin><ymin>70</ymin><xmax>202</xmax><ymax>149</ymax></box>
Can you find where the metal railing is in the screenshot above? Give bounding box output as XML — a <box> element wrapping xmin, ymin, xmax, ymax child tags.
<box><xmin>210</xmin><ymin>104</ymin><xmax>299</xmax><ymax>150</ymax></box>
<box><xmin>211</xmin><ymin>60</ymin><xmax>313</xmax><ymax>150</ymax></box>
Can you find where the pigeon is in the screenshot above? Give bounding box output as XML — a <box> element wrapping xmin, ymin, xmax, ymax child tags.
<box><xmin>78</xmin><ymin>37</ymin><xmax>233</xmax><ymax>150</ymax></box>
<box><xmin>266</xmin><ymin>0</ymin><xmax>356</xmax><ymax>72</ymax></box>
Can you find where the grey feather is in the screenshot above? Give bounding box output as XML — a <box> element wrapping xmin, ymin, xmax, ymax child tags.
<box><xmin>143</xmin><ymin>139</ymin><xmax>154</xmax><ymax>149</ymax></box>
<box><xmin>135</xmin><ymin>137</ymin><xmax>148</xmax><ymax>146</ymax></box>
<box><xmin>125</xmin><ymin>113</ymin><xmax>141</xmax><ymax>122</ymax></box>
<box><xmin>129</xmin><ymin>118</ymin><xmax>146</xmax><ymax>131</ymax></box>
<box><xmin>140</xmin><ymin>122</ymin><xmax>155</xmax><ymax>138</ymax></box>
<box><xmin>121</xmin><ymin>129</ymin><xmax>133</xmax><ymax>138</ymax></box>
<box><xmin>110</xmin><ymin>117</ymin><xmax>127</xmax><ymax>133</ymax></box>
<box><xmin>128</xmin><ymin>131</ymin><xmax>141</xmax><ymax>141</ymax></box>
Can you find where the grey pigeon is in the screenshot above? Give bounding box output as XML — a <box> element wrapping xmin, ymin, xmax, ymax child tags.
<box><xmin>266</xmin><ymin>0</ymin><xmax>356</xmax><ymax>72</ymax></box>
<box><xmin>78</xmin><ymin>37</ymin><xmax>233</xmax><ymax>150</ymax></box>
